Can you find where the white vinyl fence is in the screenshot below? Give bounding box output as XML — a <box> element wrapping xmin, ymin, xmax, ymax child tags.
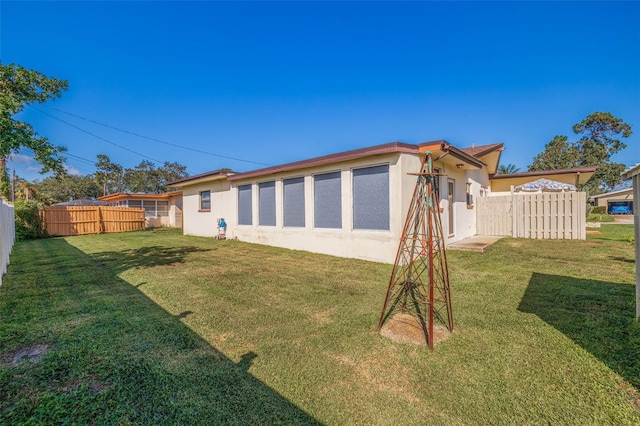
<box><xmin>0</xmin><ymin>201</ymin><xmax>15</xmax><ymax>286</ymax></box>
<box><xmin>477</xmin><ymin>192</ymin><xmax>586</xmax><ymax>240</ymax></box>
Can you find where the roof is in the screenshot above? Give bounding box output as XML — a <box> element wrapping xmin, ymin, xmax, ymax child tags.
<box><xmin>490</xmin><ymin>166</ymin><xmax>598</xmax><ymax>180</ymax></box>
<box><xmin>167</xmin><ymin>140</ymin><xmax>504</xmax><ymax>186</ymax></box>
<box><xmin>228</xmin><ymin>142</ymin><xmax>418</xmax><ymax>182</ymax></box>
<box><xmin>98</xmin><ymin>191</ymin><xmax>182</xmax><ymax>202</ymax></box>
<box><xmin>622</xmin><ymin>163</ymin><xmax>640</xmax><ymax>180</ymax></box>
<box><xmin>53</xmin><ymin>199</ymin><xmax>111</xmax><ymax>206</ymax></box>
<box><xmin>168</xmin><ymin>170</ymin><xmax>234</xmax><ymax>187</ymax></box>
<box><xmin>514</xmin><ymin>178</ymin><xmax>576</xmax><ymax>192</ymax></box>
<box><xmin>590</xmin><ymin>187</ymin><xmax>633</xmax><ymax>199</ymax></box>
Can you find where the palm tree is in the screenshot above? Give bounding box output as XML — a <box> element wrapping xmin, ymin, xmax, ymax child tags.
<box><xmin>497</xmin><ymin>163</ymin><xmax>520</xmax><ymax>174</ymax></box>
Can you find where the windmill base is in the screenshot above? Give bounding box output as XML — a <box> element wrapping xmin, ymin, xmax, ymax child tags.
<box><xmin>380</xmin><ymin>313</ymin><xmax>452</xmax><ymax>346</ymax></box>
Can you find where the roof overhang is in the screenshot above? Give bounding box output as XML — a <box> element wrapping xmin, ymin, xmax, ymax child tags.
<box><xmin>98</xmin><ymin>191</ymin><xmax>183</xmax><ymax>202</ymax></box>
<box><xmin>490</xmin><ymin>167</ymin><xmax>597</xmax><ymax>191</ymax></box>
<box><xmin>622</xmin><ymin>163</ymin><xmax>640</xmax><ymax>180</ymax></box>
<box><xmin>418</xmin><ymin>140</ymin><xmax>485</xmax><ymax>171</ymax></box>
<box><xmin>168</xmin><ymin>171</ymin><xmax>232</xmax><ymax>187</ymax></box>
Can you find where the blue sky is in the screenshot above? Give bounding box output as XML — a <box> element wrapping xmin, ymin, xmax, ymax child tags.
<box><xmin>2</xmin><ymin>1</ymin><xmax>639</xmax><ymax>181</ymax></box>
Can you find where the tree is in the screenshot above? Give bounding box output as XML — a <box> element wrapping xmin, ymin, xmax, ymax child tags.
<box><xmin>34</xmin><ymin>174</ymin><xmax>102</xmax><ymax>205</ymax></box>
<box><xmin>496</xmin><ymin>163</ymin><xmax>521</xmax><ymax>174</ymax></box>
<box><xmin>529</xmin><ymin>112</ymin><xmax>632</xmax><ymax>192</ymax></box>
<box><xmin>123</xmin><ymin>160</ymin><xmax>188</xmax><ymax>193</ymax></box>
<box><xmin>95</xmin><ymin>154</ymin><xmax>124</xmax><ymax>195</ymax></box>
<box><xmin>0</xmin><ymin>63</ymin><xmax>68</xmax><ymax>199</ymax></box>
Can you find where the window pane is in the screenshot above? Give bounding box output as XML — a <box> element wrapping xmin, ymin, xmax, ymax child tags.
<box><xmin>200</xmin><ymin>191</ymin><xmax>211</xmax><ymax>210</ymax></box>
<box><xmin>128</xmin><ymin>200</ymin><xmax>142</xmax><ymax>208</ymax></box>
<box><xmin>353</xmin><ymin>165</ymin><xmax>389</xmax><ymax>230</ymax></box>
<box><xmin>143</xmin><ymin>200</ymin><xmax>156</xmax><ymax>217</ymax></box>
<box><xmin>283</xmin><ymin>177</ymin><xmax>305</xmax><ymax>227</ymax></box>
<box><xmin>157</xmin><ymin>201</ymin><xmax>169</xmax><ymax>216</ymax></box>
<box><xmin>238</xmin><ymin>184</ymin><xmax>252</xmax><ymax>225</ymax></box>
<box><xmin>314</xmin><ymin>172</ymin><xmax>341</xmax><ymax>229</ymax></box>
<box><xmin>259</xmin><ymin>181</ymin><xmax>276</xmax><ymax>226</ymax></box>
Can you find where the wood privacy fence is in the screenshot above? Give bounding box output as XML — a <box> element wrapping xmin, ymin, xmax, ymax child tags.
<box><xmin>0</xmin><ymin>201</ymin><xmax>15</xmax><ymax>286</ymax></box>
<box><xmin>42</xmin><ymin>206</ymin><xmax>145</xmax><ymax>236</ymax></box>
<box><xmin>476</xmin><ymin>192</ymin><xmax>587</xmax><ymax>240</ymax></box>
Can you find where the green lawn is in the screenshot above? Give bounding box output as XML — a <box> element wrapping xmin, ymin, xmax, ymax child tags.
<box><xmin>1</xmin><ymin>225</ymin><xmax>638</xmax><ymax>424</ymax></box>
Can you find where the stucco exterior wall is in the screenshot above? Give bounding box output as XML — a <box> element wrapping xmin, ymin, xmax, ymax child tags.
<box><xmin>182</xmin><ymin>179</ymin><xmax>233</xmax><ymax>237</ymax></box>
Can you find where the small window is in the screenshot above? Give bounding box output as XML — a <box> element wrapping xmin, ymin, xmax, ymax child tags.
<box><xmin>432</xmin><ymin>168</ymin><xmax>441</xmax><ymax>201</ymax></box>
<box><xmin>466</xmin><ymin>183</ymin><xmax>473</xmax><ymax>208</ymax></box>
<box><xmin>200</xmin><ymin>190</ymin><xmax>211</xmax><ymax>211</ymax></box>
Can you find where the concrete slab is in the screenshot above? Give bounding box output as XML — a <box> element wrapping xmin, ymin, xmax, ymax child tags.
<box><xmin>447</xmin><ymin>235</ymin><xmax>504</xmax><ymax>253</ymax></box>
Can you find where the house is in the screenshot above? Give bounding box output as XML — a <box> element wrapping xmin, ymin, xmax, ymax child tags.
<box><xmin>590</xmin><ymin>187</ymin><xmax>633</xmax><ymax>214</ymax></box>
<box><xmin>98</xmin><ymin>191</ymin><xmax>183</xmax><ymax>228</ymax></box>
<box><xmin>489</xmin><ymin>167</ymin><xmax>596</xmax><ymax>194</ymax></box>
<box><xmin>169</xmin><ymin>140</ymin><xmax>595</xmax><ymax>263</ymax></box>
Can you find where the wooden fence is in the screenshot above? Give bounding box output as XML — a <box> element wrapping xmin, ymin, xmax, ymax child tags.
<box><xmin>42</xmin><ymin>206</ymin><xmax>145</xmax><ymax>236</ymax></box>
<box><xmin>0</xmin><ymin>201</ymin><xmax>15</xmax><ymax>286</ymax></box>
<box><xmin>476</xmin><ymin>192</ymin><xmax>586</xmax><ymax>240</ymax></box>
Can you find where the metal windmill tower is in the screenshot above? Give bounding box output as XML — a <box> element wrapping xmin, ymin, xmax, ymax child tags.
<box><xmin>377</xmin><ymin>151</ymin><xmax>454</xmax><ymax>349</ymax></box>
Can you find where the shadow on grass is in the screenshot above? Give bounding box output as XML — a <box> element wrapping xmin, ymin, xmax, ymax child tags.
<box><xmin>0</xmin><ymin>238</ymin><xmax>319</xmax><ymax>424</ymax></box>
<box><xmin>518</xmin><ymin>273</ymin><xmax>640</xmax><ymax>389</ymax></box>
<box><xmin>91</xmin><ymin>245</ymin><xmax>214</xmax><ymax>274</ymax></box>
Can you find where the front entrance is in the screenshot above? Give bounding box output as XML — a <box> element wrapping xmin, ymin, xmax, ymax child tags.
<box><xmin>447</xmin><ymin>179</ymin><xmax>455</xmax><ymax>236</ymax></box>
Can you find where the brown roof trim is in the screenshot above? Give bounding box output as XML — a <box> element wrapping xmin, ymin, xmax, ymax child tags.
<box><xmin>227</xmin><ymin>142</ymin><xmax>418</xmax><ymax>182</ymax></box>
<box><xmin>167</xmin><ymin>170</ymin><xmax>235</xmax><ymax>186</ymax></box>
<box><xmin>490</xmin><ymin>166</ymin><xmax>598</xmax><ymax>180</ymax></box>
<box><xmin>460</xmin><ymin>143</ymin><xmax>504</xmax><ymax>158</ymax></box>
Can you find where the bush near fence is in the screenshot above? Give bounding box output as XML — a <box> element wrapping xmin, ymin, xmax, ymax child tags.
<box><xmin>42</xmin><ymin>206</ymin><xmax>145</xmax><ymax>236</ymax></box>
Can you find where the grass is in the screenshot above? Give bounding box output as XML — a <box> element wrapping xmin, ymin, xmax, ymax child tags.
<box><xmin>587</xmin><ymin>213</ymin><xmax>615</xmax><ymax>222</ymax></box>
<box><xmin>1</xmin><ymin>225</ymin><xmax>639</xmax><ymax>424</ymax></box>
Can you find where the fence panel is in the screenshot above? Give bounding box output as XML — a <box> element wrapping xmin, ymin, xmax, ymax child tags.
<box><xmin>0</xmin><ymin>201</ymin><xmax>16</xmax><ymax>286</ymax></box>
<box><xmin>43</xmin><ymin>206</ymin><xmax>145</xmax><ymax>236</ymax></box>
<box><xmin>477</xmin><ymin>192</ymin><xmax>586</xmax><ymax>240</ymax></box>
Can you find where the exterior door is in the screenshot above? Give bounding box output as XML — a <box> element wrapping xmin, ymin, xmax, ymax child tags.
<box><xmin>448</xmin><ymin>179</ymin><xmax>455</xmax><ymax>236</ymax></box>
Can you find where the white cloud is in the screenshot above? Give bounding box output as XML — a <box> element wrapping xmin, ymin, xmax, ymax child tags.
<box><xmin>7</xmin><ymin>153</ymin><xmax>35</xmax><ymax>164</ymax></box>
<box><xmin>64</xmin><ymin>164</ymin><xmax>82</xmax><ymax>176</ymax></box>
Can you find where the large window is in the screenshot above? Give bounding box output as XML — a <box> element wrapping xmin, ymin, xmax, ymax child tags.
<box><xmin>238</xmin><ymin>184</ymin><xmax>252</xmax><ymax>225</ymax></box>
<box><xmin>352</xmin><ymin>165</ymin><xmax>389</xmax><ymax>230</ymax></box>
<box><xmin>199</xmin><ymin>190</ymin><xmax>211</xmax><ymax>211</ymax></box>
<box><xmin>283</xmin><ymin>177</ymin><xmax>305</xmax><ymax>227</ymax></box>
<box><xmin>126</xmin><ymin>199</ymin><xmax>169</xmax><ymax>218</ymax></box>
<box><xmin>258</xmin><ymin>181</ymin><xmax>276</xmax><ymax>226</ymax></box>
<box><xmin>314</xmin><ymin>171</ymin><xmax>342</xmax><ymax>229</ymax></box>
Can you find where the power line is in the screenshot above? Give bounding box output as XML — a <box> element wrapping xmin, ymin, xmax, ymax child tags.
<box><xmin>29</xmin><ymin>105</ymin><xmax>166</xmax><ymax>165</ymax></box>
<box><xmin>37</xmin><ymin>105</ymin><xmax>273</xmax><ymax>167</ymax></box>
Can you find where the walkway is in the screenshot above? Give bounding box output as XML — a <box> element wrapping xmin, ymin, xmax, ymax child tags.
<box><xmin>447</xmin><ymin>235</ymin><xmax>504</xmax><ymax>253</ymax></box>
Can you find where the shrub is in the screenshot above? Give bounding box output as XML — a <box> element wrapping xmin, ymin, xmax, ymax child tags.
<box><xmin>590</xmin><ymin>206</ymin><xmax>607</xmax><ymax>215</ymax></box>
<box><xmin>14</xmin><ymin>199</ymin><xmax>48</xmax><ymax>241</ymax></box>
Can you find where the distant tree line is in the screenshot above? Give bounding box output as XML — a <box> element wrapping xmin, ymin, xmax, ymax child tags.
<box><xmin>15</xmin><ymin>155</ymin><xmax>188</xmax><ymax>205</ymax></box>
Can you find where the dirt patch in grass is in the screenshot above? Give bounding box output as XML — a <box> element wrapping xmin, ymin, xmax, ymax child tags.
<box><xmin>380</xmin><ymin>313</ymin><xmax>452</xmax><ymax>346</ymax></box>
<box><xmin>6</xmin><ymin>344</ymin><xmax>50</xmax><ymax>367</ymax></box>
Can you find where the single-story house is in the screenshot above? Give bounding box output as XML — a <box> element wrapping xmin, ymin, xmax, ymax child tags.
<box><xmin>98</xmin><ymin>191</ymin><xmax>183</xmax><ymax>228</ymax></box>
<box><xmin>589</xmin><ymin>187</ymin><xmax>633</xmax><ymax>214</ymax></box>
<box><xmin>169</xmin><ymin>140</ymin><xmax>594</xmax><ymax>263</ymax></box>
<box><xmin>490</xmin><ymin>167</ymin><xmax>596</xmax><ymax>194</ymax></box>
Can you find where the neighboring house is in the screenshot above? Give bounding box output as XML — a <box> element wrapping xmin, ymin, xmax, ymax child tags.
<box><xmin>489</xmin><ymin>167</ymin><xmax>596</xmax><ymax>194</ymax></box>
<box><xmin>98</xmin><ymin>191</ymin><xmax>183</xmax><ymax>228</ymax></box>
<box><xmin>169</xmin><ymin>140</ymin><xmax>595</xmax><ymax>263</ymax></box>
<box><xmin>590</xmin><ymin>188</ymin><xmax>633</xmax><ymax>214</ymax></box>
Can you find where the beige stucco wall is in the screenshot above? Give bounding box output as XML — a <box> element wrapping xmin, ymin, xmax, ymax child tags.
<box><xmin>225</xmin><ymin>152</ymin><xmax>480</xmax><ymax>263</ymax></box>
<box><xmin>182</xmin><ymin>179</ymin><xmax>234</xmax><ymax>237</ymax></box>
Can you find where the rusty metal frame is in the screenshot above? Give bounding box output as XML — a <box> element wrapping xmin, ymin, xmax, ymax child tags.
<box><xmin>377</xmin><ymin>151</ymin><xmax>454</xmax><ymax>349</ymax></box>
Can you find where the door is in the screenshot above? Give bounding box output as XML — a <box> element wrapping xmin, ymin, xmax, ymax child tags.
<box><xmin>448</xmin><ymin>179</ymin><xmax>455</xmax><ymax>236</ymax></box>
